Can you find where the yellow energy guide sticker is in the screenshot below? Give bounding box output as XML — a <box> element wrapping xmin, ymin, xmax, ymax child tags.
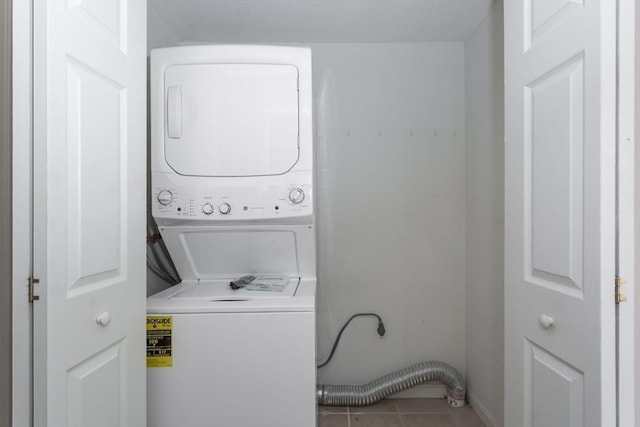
<box><xmin>147</xmin><ymin>315</ymin><xmax>173</xmax><ymax>368</ymax></box>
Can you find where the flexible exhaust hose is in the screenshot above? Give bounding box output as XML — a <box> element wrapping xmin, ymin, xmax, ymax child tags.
<box><xmin>316</xmin><ymin>361</ymin><xmax>466</xmax><ymax>407</ymax></box>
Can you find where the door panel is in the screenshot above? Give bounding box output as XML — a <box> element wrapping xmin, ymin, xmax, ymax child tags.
<box><xmin>67</xmin><ymin>0</ymin><xmax>127</xmax><ymax>51</ymax></box>
<box><xmin>66</xmin><ymin>58</ymin><xmax>125</xmax><ymax>293</ymax></box>
<box><xmin>527</xmin><ymin>54</ymin><xmax>584</xmax><ymax>297</ymax></box>
<box><xmin>32</xmin><ymin>0</ymin><xmax>146</xmax><ymax>426</ymax></box>
<box><xmin>67</xmin><ymin>340</ymin><xmax>126</xmax><ymax>427</ymax></box>
<box><xmin>527</xmin><ymin>0</ymin><xmax>584</xmax><ymax>47</ymax></box>
<box><xmin>524</xmin><ymin>340</ymin><xmax>584</xmax><ymax>427</ymax></box>
<box><xmin>504</xmin><ymin>1</ymin><xmax>617</xmax><ymax>425</ymax></box>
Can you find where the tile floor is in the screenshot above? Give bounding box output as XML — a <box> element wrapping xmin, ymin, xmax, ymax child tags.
<box><xmin>317</xmin><ymin>398</ymin><xmax>485</xmax><ymax>427</ymax></box>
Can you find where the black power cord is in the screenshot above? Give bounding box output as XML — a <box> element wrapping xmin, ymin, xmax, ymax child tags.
<box><xmin>317</xmin><ymin>313</ymin><xmax>386</xmax><ymax>369</ymax></box>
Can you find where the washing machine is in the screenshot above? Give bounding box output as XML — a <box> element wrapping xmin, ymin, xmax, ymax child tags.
<box><xmin>147</xmin><ymin>45</ymin><xmax>316</xmax><ymax>427</ymax></box>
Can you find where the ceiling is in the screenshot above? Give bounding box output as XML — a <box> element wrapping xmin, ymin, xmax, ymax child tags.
<box><xmin>147</xmin><ymin>0</ymin><xmax>495</xmax><ymax>44</ymax></box>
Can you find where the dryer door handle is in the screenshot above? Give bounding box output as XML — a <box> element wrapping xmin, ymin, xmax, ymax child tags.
<box><xmin>167</xmin><ymin>85</ymin><xmax>183</xmax><ymax>139</ymax></box>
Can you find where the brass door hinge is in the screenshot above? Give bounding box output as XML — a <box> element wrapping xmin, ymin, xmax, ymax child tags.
<box><xmin>615</xmin><ymin>277</ymin><xmax>627</xmax><ymax>304</ymax></box>
<box><xmin>28</xmin><ymin>276</ymin><xmax>40</xmax><ymax>303</ymax></box>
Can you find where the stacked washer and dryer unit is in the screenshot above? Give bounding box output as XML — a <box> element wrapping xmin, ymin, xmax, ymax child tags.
<box><xmin>147</xmin><ymin>46</ymin><xmax>316</xmax><ymax>427</ymax></box>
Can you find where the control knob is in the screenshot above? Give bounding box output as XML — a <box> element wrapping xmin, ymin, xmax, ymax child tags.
<box><xmin>219</xmin><ymin>202</ymin><xmax>232</xmax><ymax>215</ymax></box>
<box><xmin>157</xmin><ymin>190</ymin><xmax>173</xmax><ymax>206</ymax></box>
<box><xmin>202</xmin><ymin>203</ymin><xmax>214</xmax><ymax>215</ymax></box>
<box><xmin>288</xmin><ymin>188</ymin><xmax>305</xmax><ymax>204</ymax></box>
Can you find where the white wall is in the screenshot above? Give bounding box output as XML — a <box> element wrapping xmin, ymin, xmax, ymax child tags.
<box><xmin>464</xmin><ymin>2</ymin><xmax>504</xmax><ymax>426</ymax></box>
<box><xmin>147</xmin><ymin>7</ymin><xmax>180</xmax><ymax>52</ymax></box>
<box><xmin>1</xmin><ymin>0</ymin><xmax>11</xmax><ymax>424</ymax></box>
<box><xmin>312</xmin><ymin>43</ymin><xmax>467</xmax><ymax>385</ymax></box>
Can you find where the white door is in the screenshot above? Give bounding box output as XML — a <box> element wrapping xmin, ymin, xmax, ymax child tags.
<box><xmin>32</xmin><ymin>1</ymin><xmax>147</xmax><ymax>426</ymax></box>
<box><xmin>504</xmin><ymin>1</ymin><xmax>617</xmax><ymax>426</ymax></box>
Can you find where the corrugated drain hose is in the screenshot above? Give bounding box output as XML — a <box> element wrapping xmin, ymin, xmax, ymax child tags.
<box><xmin>317</xmin><ymin>361</ymin><xmax>466</xmax><ymax>408</ymax></box>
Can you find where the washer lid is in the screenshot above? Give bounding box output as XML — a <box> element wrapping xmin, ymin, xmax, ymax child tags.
<box><xmin>159</xmin><ymin>227</ymin><xmax>305</xmax><ymax>281</ymax></box>
<box><xmin>163</xmin><ymin>63</ymin><xmax>300</xmax><ymax>177</ymax></box>
<box><xmin>170</xmin><ymin>276</ymin><xmax>299</xmax><ymax>300</ymax></box>
<box><xmin>147</xmin><ymin>278</ymin><xmax>316</xmax><ymax>313</ymax></box>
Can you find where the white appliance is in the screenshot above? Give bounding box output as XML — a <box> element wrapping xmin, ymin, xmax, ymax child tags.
<box><xmin>147</xmin><ymin>45</ymin><xmax>316</xmax><ymax>427</ymax></box>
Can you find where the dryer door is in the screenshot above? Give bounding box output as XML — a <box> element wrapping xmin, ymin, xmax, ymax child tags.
<box><xmin>163</xmin><ymin>63</ymin><xmax>300</xmax><ymax>177</ymax></box>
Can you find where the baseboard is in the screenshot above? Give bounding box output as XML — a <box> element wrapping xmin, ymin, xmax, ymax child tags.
<box><xmin>386</xmin><ymin>383</ymin><xmax>447</xmax><ymax>399</ymax></box>
<box><xmin>467</xmin><ymin>389</ymin><xmax>499</xmax><ymax>427</ymax></box>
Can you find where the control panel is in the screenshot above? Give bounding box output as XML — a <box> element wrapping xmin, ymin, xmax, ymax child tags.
<box><xmin>152</xmin><ymin>174</ymin><xmax>313</xmax><ymax>222</ymax></box>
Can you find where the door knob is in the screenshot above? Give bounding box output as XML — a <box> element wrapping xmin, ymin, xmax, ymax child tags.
<box><xmin>96</xmin><ymin>312</ymin><xmax>111</xmax><ymax>326</ymax></box>
<box><xmin>538</xmin><ymin>314</ymin><xmax>555</xmax><ymax>330</ymax></box>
